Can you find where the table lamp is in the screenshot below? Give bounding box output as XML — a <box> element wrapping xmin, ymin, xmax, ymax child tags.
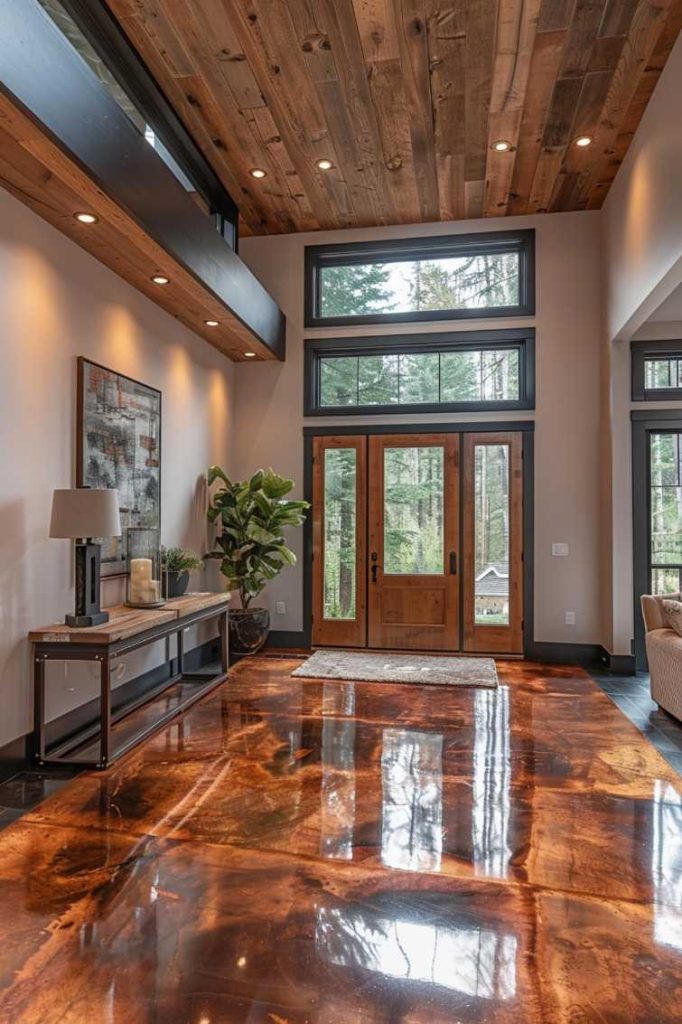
<box><xmin>49</xmin><ymin>488</ymin><xmax>121</xmax><ymax>627</ymax></box>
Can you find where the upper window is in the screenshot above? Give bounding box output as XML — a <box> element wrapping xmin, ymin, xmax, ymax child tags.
<box><xmin>632</xmin><ymin>340</ymin><xmax>682</xmax><ymax>401</ymax></box>
<box><xmin>304</xmin><ymin>329</ymin><xmax>535</xmax><ymax>416</ymax></box>
<box><xmin>305</xmin><ymin>230</ymin><xmax>535</xmax><ymax>328</ymax></box>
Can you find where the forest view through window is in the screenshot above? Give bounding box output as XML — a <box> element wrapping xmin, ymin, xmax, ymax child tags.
<box><xmin>319</xmin><ymin>348</ymin><xmax>519</xmax><ymax>409</ymax></box>
<box><xmin>306</xmin><ymin>231</ymin><xmax>534</xmax><ymax>326</ymax></box>
<box><xmin>650</xmin><ymin>432</ymin><xmax>682</xmax><ymax>594</ymax></box>
<box><xmin>319</xmin><ymin>252</ymin><xmax>519</xmax><ymax>319</ymax></box>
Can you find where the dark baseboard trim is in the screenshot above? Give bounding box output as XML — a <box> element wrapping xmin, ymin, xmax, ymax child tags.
<box><xmin>266</xmin><ymin>630</ymin><xmax>308</xmax><ymax>649</ymax></box>
<box><xmin>525</xmin><ymin>641</ymin><xmax>605</xmax><ymax>667</ymax></box>
<box><xmin>597</xmin><ymin>648</ymin><xmax>637</xmax><ymax>676</ymax></box>
<box><xmin>3</xmin><ymin>639</ymin><xmax>220</xmax><ymax>771</ymax></box>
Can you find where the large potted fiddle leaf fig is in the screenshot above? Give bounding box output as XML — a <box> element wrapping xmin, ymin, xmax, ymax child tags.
<box><xmin>207</xmin><ymin>466</ymin><xmax>309</xmax><ymax>655</ymax></box>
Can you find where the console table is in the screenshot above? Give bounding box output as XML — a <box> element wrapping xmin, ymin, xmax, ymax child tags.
<box><xmin>30</xmin><ymin>593</ymin><xmax>230</xmax><ymax>769</ymax></box>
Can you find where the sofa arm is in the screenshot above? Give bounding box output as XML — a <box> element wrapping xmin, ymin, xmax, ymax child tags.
<box><xmin>646</xmin><ymin>628</ymin><xmax>682</xmax><ymax>722</ymax></box>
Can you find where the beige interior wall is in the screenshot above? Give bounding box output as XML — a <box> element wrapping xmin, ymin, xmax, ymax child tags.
<box><xmin>236</xmin><ymin>211</ymin><xmax>603</xmax><ymax>647</ymax></box>
<box><xmin>0</xmin><ymin>188</ymin><xmax>234</xmax><ymax>750</ymax></box>
<box><xmin>600</xmin><ymin>31</ymin><xmax>682</xmax><ymax>656</ymax></box>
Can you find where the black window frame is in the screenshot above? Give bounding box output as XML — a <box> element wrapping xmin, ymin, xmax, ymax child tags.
<box><xmin>304</xmin><ymin>328</ymin><xmax>535</xmax><ymax>417</ymax></box>
<box><xmin>632</xmin><ymin>339</ymin><xmax>682</xmax><ymax>401</ymax></box>
<box><xmin>304</xmin><ymin>229</ymin><xmax>535</xmax><ymax>328</ymax></box>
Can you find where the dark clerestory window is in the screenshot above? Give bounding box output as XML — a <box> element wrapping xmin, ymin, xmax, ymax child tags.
<box><xmin>304</xmin><ymin>230</ymin><xmax>535</xmax><ymax>328</ymax></box>
<box><xmin>304</xmin><ymin>329</ymin><xmax>535</xmax><ymax>416</ymax></box>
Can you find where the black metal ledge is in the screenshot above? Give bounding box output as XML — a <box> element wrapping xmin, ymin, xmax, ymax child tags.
<box><xmin>0</xmin><ymin>0</ymin><xmax>285</xmax><ymax>359</ymax></box>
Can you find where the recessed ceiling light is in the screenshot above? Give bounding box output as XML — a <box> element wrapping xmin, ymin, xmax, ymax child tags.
<box><xmin>250</xmin><ymin>168</ymin><xmax>266</xmax><ymax>179</ymax></box>
<box><xmin>491</xmin><ymin>140</ymin><xmax>512</xmax><ymax>153</ymax></box>
<box><xmin>574</xmin><ymin>135</ymin><xmax>593</xmax><ymax>148</ymax></box>
<box><xmin>244</xmin><ymin>352</ymin><xmax>256</xmax><ymax>358</ymax></box>
<box><xmin>205</xmin><ymin>319</ymin><xmax>220</xmax><ymax>327</ymax></box>
<box><xmin>316</xmin><ymin>158</ymin><xmax>333</xmax><ymax>171</ymax></box>
<box><xmin>74</xmin><ymin>212</ymin><xmax>98</xmax><ymax>224</ymax></box>
<box><xmin>151</xmin><ymin>274</ymin><xmax>169</xmax><ymax>285</ymax></box>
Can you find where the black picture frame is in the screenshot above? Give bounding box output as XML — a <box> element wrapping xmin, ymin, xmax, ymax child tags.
<box><xmin>77</xmin><ymin>357</ymin><xmax>162</xmax><ymax>577</ymax></box>
<box><xmin>304</xmin><ymin>229</ymin><xmax>535</xmax><ymax>328</ymax></box>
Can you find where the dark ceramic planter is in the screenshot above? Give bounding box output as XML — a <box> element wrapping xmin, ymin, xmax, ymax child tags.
<box><xmin>229</xmin><ymin>607</ymin><xmax>270</xmax><ymax>655</ymax></box>
<box><xmin>163</xmin><ymin>570</ymin><xmax>190</xmax><ymax>599</ymax></box>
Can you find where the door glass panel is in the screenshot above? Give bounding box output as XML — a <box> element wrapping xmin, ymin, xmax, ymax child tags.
<box><xmin>650</xmin><ymin>432</ymin><xmax>682</xmax><ymax>593</ymax></box>
<box><xmin>384</xmin><ymin>447</ymin><xmax>444</xmax><ymax>574</ymax></box>
<box><xmin>324</xmin><ymin>448</ymin><xmax>357</xmax><ymax>620</ymax></box>
<box><xmin>474</xmin><ymin>444</ymin><xmax>510</xmax><ymax>624</ymax></box>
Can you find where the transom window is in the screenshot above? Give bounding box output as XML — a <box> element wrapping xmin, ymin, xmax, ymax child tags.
<box><xmin>304</xmin><ymin>330</ymin><xmax>534</xmax><ymax>416</ymax></box>
<box><xmin>305</xmin><ymin>230</ymin><xmax>535</xmax><ymax>327</ymax></box>
<box><xmin>632</xmin><ymin>340</ymin><xmax>682</xmax><ymax>401</ymax></box>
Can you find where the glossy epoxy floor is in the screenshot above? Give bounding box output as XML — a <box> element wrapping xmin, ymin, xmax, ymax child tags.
<box><xmin>0</xmin><ymin>658</ymin><xmax>681</xmax><ymax>1023</ymax></box>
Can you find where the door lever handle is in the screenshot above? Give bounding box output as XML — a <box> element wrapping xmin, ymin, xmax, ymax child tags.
<box><xmin>449</xmin><ymin>551</ymin><xmax>458</xmax><ymax>575</ymax></box>
<box><xmin>371</xmin><ymin>551</ymin><xmax>379</xmax><ymax>583</ymax></box>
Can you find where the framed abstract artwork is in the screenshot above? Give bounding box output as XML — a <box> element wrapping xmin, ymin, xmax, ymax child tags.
<box><xmin>77</xmin><ymin>358</ymin><xmax>161</xmax><ymax>576</ymax></box>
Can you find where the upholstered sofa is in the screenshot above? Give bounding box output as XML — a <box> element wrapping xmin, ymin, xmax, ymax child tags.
<box><xmin>641</xmin><ymin>593</ymin><xmax>682</xmax><ymax>722</ymax></box>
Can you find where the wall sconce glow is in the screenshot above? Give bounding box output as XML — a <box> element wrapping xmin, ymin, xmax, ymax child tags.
<box><xmin>74</xmin><ymin>212</ymin><xmax>98</xmax><ymax>224</ymax></box>
<box><xmin>574</xmin><ymin>135</ymin><xmax>593</xmax><ymax>148</ymax></box>
<box><xmin>204</xmin><ymin>319</ymin><xmax>220</xmax><ymax>327</ymax></box>
<box><xmin>244</xmin><ymin>352</ymin><xmax>256</xmax><ymax>358</ymax></box>
<box><xmin>317</xmin><ymin>158</ymin><xmax>334</xmax><ymax>171</ymax></box>
<box><xmin>151</xmin><ymin>274</ymin><xmax>169</xmax><ymax>285</ymax></box>
<box><xmin>491</xmin><ymin>140</ymin><xmax>512</xmax><ymax>153</ymax></box>
<box><xmin>250</xmin><ymin>168</ymin><xmax>267</xmax><ymax>179</ymax></box>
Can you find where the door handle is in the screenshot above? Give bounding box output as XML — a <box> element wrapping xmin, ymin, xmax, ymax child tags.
<box><xmin>371</xmin><ymin>551</ymin><xmax>379</xmax><ymax>583</ymax></box>
<box><xmin>449</xmin><ymin>551</ymin><xmax>458</xmax><ymax>575</ymax></box>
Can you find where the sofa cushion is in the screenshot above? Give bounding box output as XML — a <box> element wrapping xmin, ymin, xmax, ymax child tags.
<box><xmin>641</xmin><ymin>592</ymin><xmax>682</xmax><ymax>632</ymax></box>
<box><xmin>662</xmin><ymin>599</ymin><xmax>682</xmax><ymax>637</ymax></box>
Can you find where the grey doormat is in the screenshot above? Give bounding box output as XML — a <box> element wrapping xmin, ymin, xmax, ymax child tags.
<box><xmin>292</xmin><ymin>650</ymin><xmax>498</xmax><ymax>688</ymax></box>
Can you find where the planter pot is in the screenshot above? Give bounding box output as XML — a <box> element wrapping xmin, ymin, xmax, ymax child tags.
<box><xmin>163</xmin><ymin>570</ymin><xmax>190</xmax><ymax>599</ymax></box>
<box><xmin>229</xmin><ymin>607</ymin><xmax>270</xmax><ymax>656</ymax></box>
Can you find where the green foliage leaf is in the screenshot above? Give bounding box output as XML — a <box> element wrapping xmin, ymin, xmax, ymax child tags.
<box><xmin>206</xmin><ymin>465</ymin><xmax>309</xmax><ymax>608</ymax></box>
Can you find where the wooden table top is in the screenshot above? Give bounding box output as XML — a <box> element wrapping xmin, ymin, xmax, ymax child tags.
<box><xmin>29</xmin><ymin>592</ymin><xmax>231</xmax><ymax>644</ymax></box>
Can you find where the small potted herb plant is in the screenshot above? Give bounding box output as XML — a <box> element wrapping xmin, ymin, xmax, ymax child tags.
<box><xmin>160</xmin><ymin>546</ymin><xmax>204</xmax><ymax>598</ymax></box>
<box><xmin>206</xmin><ymin>466</ymin><xmax>309</xmax><ymax>655</ymax></box>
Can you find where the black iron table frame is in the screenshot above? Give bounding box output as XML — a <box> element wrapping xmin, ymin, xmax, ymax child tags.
<box><xmin>33</xmin><ymin>603</ymin><xmax>229</xmax><ymax>770</ymax></box>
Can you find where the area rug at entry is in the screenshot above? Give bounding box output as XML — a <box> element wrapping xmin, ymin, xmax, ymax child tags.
<box><xmin>292</xmin><ymin>650</ymin><xmax>498</xmax><ymax>688</ymax></box>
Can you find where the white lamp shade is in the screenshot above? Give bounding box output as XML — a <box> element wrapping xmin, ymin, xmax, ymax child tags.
<box><xmin>49</xmin><ymin>488</ymin><xmax>121</xmax><ymax>539</ymax></box>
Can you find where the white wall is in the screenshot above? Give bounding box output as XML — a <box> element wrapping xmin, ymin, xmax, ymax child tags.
<box><xmin>600</xmin><ymin>31</ymin><xmax>682</xmax><ymax>656</ymax></box>
<box><xmin>236</xmin><ymin>211</ymin><xmax>603</xmax><ymax>647</ymax></box>
<box><xmin>603</xmin><ymin>32</ymin><xmax>682</xmax><ymax>342</ymax></box>
<box><xmin>0</xmin><ymin>188</ymin><xmax>234</xmax><ymax>750</ymax></box>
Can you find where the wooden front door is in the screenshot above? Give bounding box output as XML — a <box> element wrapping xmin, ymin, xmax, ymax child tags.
<box><xmin>367</xmin><ymin>435</ymin><xmax>460</xmax><ymax>651</ymax></box>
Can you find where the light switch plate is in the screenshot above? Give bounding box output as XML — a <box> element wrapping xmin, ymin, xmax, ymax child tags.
<box><xmin>552</xmin><ymin>543</ymin><xmax>569</xmax><ymax>557</ymax></box>
<box><xmin>276</xmin><ymin>601</ymin><xmax>286</xmax><ymax>615</ymax></box>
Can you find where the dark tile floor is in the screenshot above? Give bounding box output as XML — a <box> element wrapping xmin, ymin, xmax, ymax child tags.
<box><xmin>591</xmin><ymin>670</ymin><xmax>682</xmax><ymax>775</ymax></box>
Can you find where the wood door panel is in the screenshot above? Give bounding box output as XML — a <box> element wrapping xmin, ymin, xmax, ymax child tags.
<box><xmin>312</xmin><ymin>436</ymin><xmax>367</xmax><ymax>648</ymax></box>
<box><xmin>368</xmin><ymin>434</ymin><xmax>459</xmax><ymax>651</ymax></box>
<box><xmin>462</xmin><ymin>432</ymin><xmax>524</xmax><ymax>654</ymax></box>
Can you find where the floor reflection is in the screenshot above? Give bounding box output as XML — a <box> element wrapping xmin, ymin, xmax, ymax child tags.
<box><xmin>316</xmin><ymin>903</ymin><xmax>517</xmax><ymax>999</ymax></box>
<box><xmin>321</xmin><ymin>684</ymin><xmax>356</xmax><ymax>860</ymax></box>
<box><xmin>381</xmin><ymin>728</ymin><xmax>443</xmax><ymax>872</ymax></box>
<box><xmin>653</xmin><ymin>780</ymin><xmax>682</xmax><ymax>951</ymax></box>
<box><xmin>472</xmin><ymin>687</ymin><xmax>512</xmax><ymax>877</ymax></box>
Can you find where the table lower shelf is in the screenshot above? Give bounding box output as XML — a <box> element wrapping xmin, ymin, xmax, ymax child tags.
<box><xmin>38</xmin><ymin>665</ymin><xmax>226</xmax><ymax>769</ymax></box>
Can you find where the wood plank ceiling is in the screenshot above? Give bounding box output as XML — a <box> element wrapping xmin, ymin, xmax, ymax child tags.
<box><xmin>105</xmin><ymin>0</ymin><xmax>682</xmax><ymax>235</ymax></box>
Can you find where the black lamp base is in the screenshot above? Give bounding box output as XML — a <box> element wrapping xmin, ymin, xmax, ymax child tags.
<box><xmin>65</xmin><ymin>611</ymin><xmax>109</xmax><ymax>628</ymax></box>
<box><xmin>67</xmin><ymin>540</ymin><xmax>108</xmax><ymax>628</ymax></box>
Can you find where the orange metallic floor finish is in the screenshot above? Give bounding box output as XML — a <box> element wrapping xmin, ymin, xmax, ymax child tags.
<box><xmin>0</xmin><ymin>658</ymin><xmax>681</xmax><ymax>1023</ymax></box>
